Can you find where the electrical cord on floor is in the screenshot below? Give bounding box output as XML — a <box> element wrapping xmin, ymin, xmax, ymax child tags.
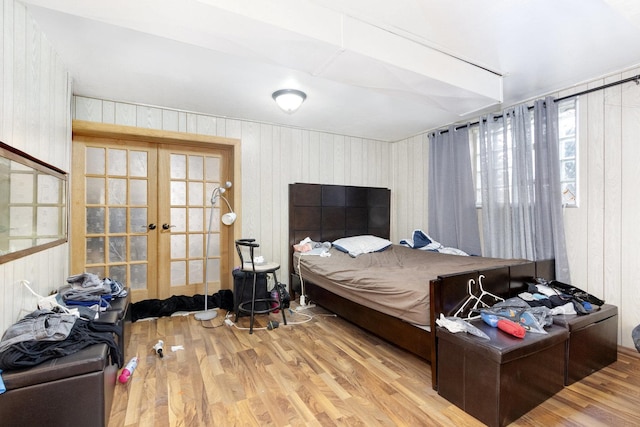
<box><xmin>282</xmin><ymin>309</ymin><xmax>313</xmax><ymax>325</ymax></box>
<box><xmin>199</xmin><ymin>310</ymin><xmax>228</xmax><ymax>329</ymax></box>
<box><xmin>223</xmin><ymin>311</ymin><xmax>269</xmax><ymax>331</ymax></box>
<box><xmin>222</xmin><ymin>303</ymin><xmax>336</xmax><ymax>330</ymax></box>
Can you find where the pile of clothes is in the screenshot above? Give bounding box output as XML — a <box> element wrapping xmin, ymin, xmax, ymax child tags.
<box><xmin>58</xmin><ymin>273</ymin><xmax>127</xmax><ymax>319</ymax></box>
<box><xmin>130</xmin><ymin>290</ymin><xmax>234</xmax><ymax>322</ymax></box>
<box><xmin>478</xmin><ymin>278</ymin><xmax>605</xmax><ymax>335</ymax></box>
<box><xmin>0</xmin><ymin>309</ymin><xmax>122</xmax><ymax>372</ymax></box>
<box><xmin>520</xmin><ymin>278</ymin><xmax>604</xmax><ymax>315</ymax></box>
<box><xmin>0</xmin><ymin>273</ymin><xmax>128</xmax><ymax>378</ymax></box>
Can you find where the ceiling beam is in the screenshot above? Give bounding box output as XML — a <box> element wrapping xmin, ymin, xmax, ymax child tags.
<box><xmin>197</xmin><ymin>0</ymin><xmax>503</xmax><ymax>102</ymax></box>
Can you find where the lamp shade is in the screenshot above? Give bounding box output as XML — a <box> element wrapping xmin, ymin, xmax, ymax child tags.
<box><xmin>272</xmin><ymin>89</ymin><xmax>306</xmax><ymax>113</ymax></box>
<box><xmin>222</xmin><ymin>212</ymin><xmax>237</xmax><ymax>225</ymax></box>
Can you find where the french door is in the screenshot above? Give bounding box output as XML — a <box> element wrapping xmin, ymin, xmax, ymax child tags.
<box><xmin>71</xmin><ymin>133</ymin><xmax>236</xmax><ymax>302</ymax></box>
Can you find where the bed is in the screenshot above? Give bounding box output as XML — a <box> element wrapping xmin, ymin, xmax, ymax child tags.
<box><xmin>288</xmin><ymin>183</ymin><xmax>555</xmax><ymax>388</ymax></box>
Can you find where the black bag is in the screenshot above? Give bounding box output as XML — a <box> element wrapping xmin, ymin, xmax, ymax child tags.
<box><xmin>548</xmin><ymin>280</ymin><xmax>605</xmax><ymax>306</ymax></box>
<box><xmin>275</xmin><ymin>282</ymin><xmax>290</xmax><ymax>309</ymax></box>
<box><xmin>233</xmin><ymin>270</ymin><xmax>270</xmax><ymax>312</ymax></box>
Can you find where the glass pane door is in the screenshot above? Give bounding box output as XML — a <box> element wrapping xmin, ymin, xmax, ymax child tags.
<box><xmin>157</xmin><ymin>145</ymin><xmax>231</xmax><ymax>299</ymax></box>
<box><xmin>71</xmin><ymin>137</ymin><xmax>158</xmax><ymax>302</ymax></box>
<box><xmin>72</xmin><ymin>136</ymin><xmax>234</xmax><ymax>302</ymax></box>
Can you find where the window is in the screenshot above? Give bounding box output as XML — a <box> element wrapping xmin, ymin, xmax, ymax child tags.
<box><xmin>472</xmin><ymin>98</ymin><xmax>578</xmax><ymax>207</ymax></box>
<box><xmin>558</xmin><ymin>98</ymin><xmax>578</xmax><ymax>206</ymax></box>
<box><xmin>0</xmin><ymin>141</ymin><xmax>68</xmax><ymax>264</ymax></box>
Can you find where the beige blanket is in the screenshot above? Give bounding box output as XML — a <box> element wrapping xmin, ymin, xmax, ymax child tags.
<box><xmin>294</xmin><ymin>244</ymin><xmax>527</xmax><ymax>326</ymax></box>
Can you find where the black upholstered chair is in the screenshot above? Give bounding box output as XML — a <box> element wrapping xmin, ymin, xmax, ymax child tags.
<box><xmin>234</xmin><ymin>239</ymin><xmax>287</xmax><ymax>333</ymax></box>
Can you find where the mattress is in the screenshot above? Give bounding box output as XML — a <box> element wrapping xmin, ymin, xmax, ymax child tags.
<box><xmin>294</xmin><ymin>244</ymin><xmax>527</xmax><ymax>326</ymax></box>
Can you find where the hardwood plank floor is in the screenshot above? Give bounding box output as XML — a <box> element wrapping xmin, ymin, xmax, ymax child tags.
<box><xmin>109</xmin><ymin>306</ymin><xmax>640</xmax><ymax>427</ymax></box>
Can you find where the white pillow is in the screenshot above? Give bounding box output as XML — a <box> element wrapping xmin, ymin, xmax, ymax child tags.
<box><xmin>332</xmin><ymin>235</ymin><xmax>392</xmax><ymax>257</ymax></box>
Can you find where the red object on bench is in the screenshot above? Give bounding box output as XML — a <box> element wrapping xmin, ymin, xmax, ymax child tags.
<box><xmin>497</xmin><ymin>319</ymin><xmax>526</xmax><ymax>338</ymax></box>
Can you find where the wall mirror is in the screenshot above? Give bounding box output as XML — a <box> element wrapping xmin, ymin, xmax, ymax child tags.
<box><xmin>0</xmin><ymin>141</ymin><xmax>68</xmax><ymax>264</ymax></box>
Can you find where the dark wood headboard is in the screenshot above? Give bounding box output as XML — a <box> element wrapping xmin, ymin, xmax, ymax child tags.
<box><xmin>288</xmin><ymin>183</ymin><xmax>391</xmax><ymax>274</ymax></box>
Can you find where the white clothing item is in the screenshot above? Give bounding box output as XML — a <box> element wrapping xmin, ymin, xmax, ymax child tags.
<box><xmin>550</xmin><ymin>302</ymin><xmax>577</xmax><ymax>316</ymax></box>
<box><xmin>535</xmin><ymin>284</ymin><xmax>559</xmax><ymax>297</ymax></box>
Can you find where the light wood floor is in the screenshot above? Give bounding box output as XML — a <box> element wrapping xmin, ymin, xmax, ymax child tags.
<box><xmin>109</xmin><ymin>305</ymin><xmax>640</xmax><ymax>427</ymax></box>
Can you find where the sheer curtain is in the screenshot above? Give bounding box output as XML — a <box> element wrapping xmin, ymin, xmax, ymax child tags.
<box><xmin>479</xmin><ymin>97</ymin><xmax>570</xmax><ymax>281</ymax></box>
<box><xmin>428</xmin><ymin>125</ymin><xmax>482</xmax><ymax>255</ymax></box>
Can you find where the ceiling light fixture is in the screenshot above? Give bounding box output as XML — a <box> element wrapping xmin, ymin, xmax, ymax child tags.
<box><xmin>272</xmin><ymin>89</ymin><xmax>307</xmax><ymax>113</ymax></box>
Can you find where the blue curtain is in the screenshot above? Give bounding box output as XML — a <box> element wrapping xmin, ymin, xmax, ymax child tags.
<box><xmin>428</xmin><ymin>125</ymin><xmax>482</xmax><ymax>255</ymax></box>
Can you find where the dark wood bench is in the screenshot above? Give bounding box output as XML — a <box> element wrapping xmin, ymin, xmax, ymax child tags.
<box><xmin>552</xmin><ymin>303</ymin><xmax>618</xmax><ymax>385</ymax></box>
<box><xmin>0</xmin><ymin>343</ymin><xmax>118</xmax><ymax>427</ymax></box>
<box><xmin>0</xmin><ymin>293</ymin><xmax>130</xmax><ymax>427</ymax></box>
<box><xmin>437</xmin><ymin>321</ymin><xmax>569</xmax><ymax>427</ymax></box>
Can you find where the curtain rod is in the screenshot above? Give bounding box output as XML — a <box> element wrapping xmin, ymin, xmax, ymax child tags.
<box><xmin>436</xmin><ymin>74</ymin><xmax>640</xmax><ymax>135</ymax></box>
<box><xmin>555</xmin><ymin>73</ymin><xmax>640</xmax><ymax>102</ymax></box>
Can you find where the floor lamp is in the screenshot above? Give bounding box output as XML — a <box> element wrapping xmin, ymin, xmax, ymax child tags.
<box><xmin>195</xmin><ymin>181</ymin><xmax>236</xmax><ymax>321</ymax></box>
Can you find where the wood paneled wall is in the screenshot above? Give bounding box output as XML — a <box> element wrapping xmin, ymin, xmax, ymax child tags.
<box><xmin>561</xmin><ymin>66</ymin><xmax>640</xmax><ymax>349</ymax></box>
<box><xmin>391</xmin><ymin>133</ymin><xmax>429</xmax><ymax>241</ymax></box>
<box><xmin>0</xmin><ymin>0</ymin><xmax>71</xmax><ymax>335</ymax></box>
<box><xmin>72</xmin><ymin>96</ymin><xmax>395</xmax><ymax>291</ymax></box>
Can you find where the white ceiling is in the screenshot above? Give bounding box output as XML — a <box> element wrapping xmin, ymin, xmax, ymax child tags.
<box><xmin>21</xmin><ymin>0</ymin><xmax>640</xmax><ymax>141</ymax></box>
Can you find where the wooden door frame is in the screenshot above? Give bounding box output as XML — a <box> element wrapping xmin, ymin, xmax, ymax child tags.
<box><xmin>71</xmin><ymin>120</ymin><xmax>242</xmax><ymax>292</ymax></box>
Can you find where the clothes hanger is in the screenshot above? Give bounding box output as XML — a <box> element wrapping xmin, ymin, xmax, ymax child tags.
<box><xmin>453</xmin><ymin>274</ymin><xmax>504</xmax><ymax>320</ymax></box>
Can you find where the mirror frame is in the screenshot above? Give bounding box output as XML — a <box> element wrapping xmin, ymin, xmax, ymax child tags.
<box><xmin>0</xmin><ymin>141</ymin><xmax>68</xmax><ymax>264</ymax></box>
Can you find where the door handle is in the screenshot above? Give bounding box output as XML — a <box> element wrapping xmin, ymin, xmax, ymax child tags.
<box><xmin>162</xmin><ymin>223</ymin><xmax>175</xmax><ymax>230</ymax></box>
<box><xmin>138</xmin><ymin>224</ymin><xmax>156</xmax><ymax>233</ymax></box>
